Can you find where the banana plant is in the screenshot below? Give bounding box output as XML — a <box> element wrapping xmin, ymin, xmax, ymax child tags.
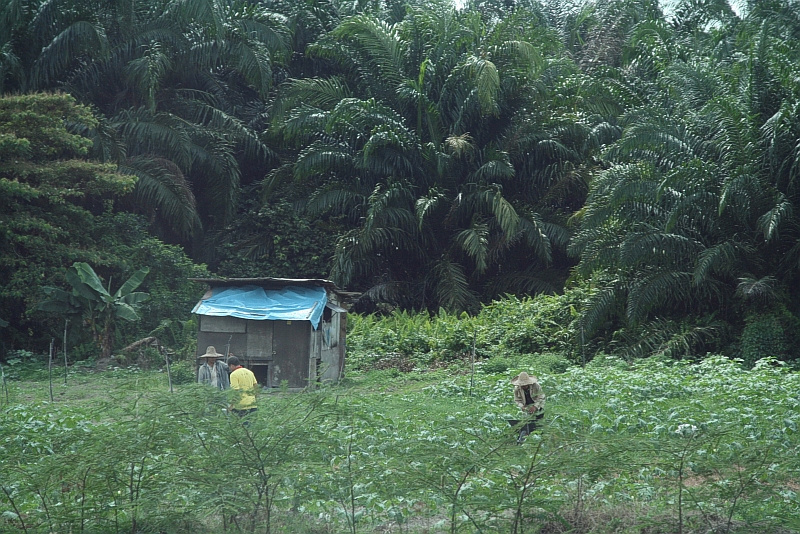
<box><xmin>39</xmin><ymin>262</ymin><xmax>150</xmax><ymax>359</ymax></box>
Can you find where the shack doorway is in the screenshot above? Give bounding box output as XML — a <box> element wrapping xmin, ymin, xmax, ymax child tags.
<box><xmin>272</xmin><ymin>320</ymin><xmax>310</xmax><ymax>388</ymax></box>
<box><xmin>250</xmin><ymin>363</ymin><xmax>270</xmax><ymax>388</ymax></box>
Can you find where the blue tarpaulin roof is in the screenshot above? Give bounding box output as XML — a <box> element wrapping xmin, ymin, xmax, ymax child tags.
<box><xmin>191</xmin><ymin>285</ymin><xmax>328</xmax><ymax>329</ymax></box>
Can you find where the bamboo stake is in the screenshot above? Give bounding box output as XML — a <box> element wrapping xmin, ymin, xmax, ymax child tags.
<box><xmin>48</xmin><ymin>338</ymin><xmax>54</xmax><ymax>402</ymax></box>
<box><xmin>63</xmin><ymin>319</ymin><xmax>69</xmax><ymax>385</ymax></box>
<box><xmin>165</xmin><ymin>349</ymin><xmax>173</xmax><ymax>394</ymax></box>
<box><xmin>0</xmin><ymin>361</ymin><xmax>8</xmax><ymax>405</ymax></box>
<box><xmin>469</xmin><ymin>329</ymin><xmax>476</xmax><ymax>397</ymax></box>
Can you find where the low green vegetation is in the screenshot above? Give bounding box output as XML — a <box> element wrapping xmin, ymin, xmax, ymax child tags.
<box><xmin>2</xmin><ymin>353</ymin><xmax>799</xmax><ymax>533</ymax></box>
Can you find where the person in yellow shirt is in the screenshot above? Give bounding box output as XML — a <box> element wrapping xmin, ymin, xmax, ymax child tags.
<box><xmin>226</xmin><ymin>355</ymin><xmax>258</xmax><ymax>420</ymax></box>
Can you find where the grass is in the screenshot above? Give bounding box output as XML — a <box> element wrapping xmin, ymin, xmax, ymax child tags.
<box><xmin>2</xmin><ymin>354</ymin><xmax>800</xmax><ymax>533</ymax></box>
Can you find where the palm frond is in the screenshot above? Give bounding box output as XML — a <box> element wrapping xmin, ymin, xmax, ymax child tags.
<box><xmin>294</xmin><ymin>141</ymin><xmax>353</xmax><ymax>180</ymax></box>
<box><xmin>515</xmin><ymin>215</ymin><xmax>553</xmax><ymax>264</ymax></box>
<box><xmin>454</xmin><ymin>222</ymin><xmax>489</xmax><ymax>273</ymax></box>
<box><xmin>457</xmin><ymin>55</ymin><xmax>500</xmax><ymax>116</ymax></box>
<box><xmin>305</xmin><ymin>187</ymin><xmax>365</xmax><ymax>220</ymax></box>
<box><xmin>31</xmin><ymin>20</ymin><xmax>108</xmax><ymax>89</ymax></box>
<box><xmin>185</xmin><ymin>137</ymin><xmax>241</xmax><ymax>223</ymax></box>
<box><xmin>327</xmin><ymin>14</ymin><xmax>406</xmax><ymax>91</ymax></box>
<box><xmin>259</xmin><ymin>164</ymin><xmax>293</xmax><ymax>203</ymax></box>
<box><xmin>620</xmin><ymin>231</ymin><xmax>702</xmax><ymax>268</ymax></box>
<box><xmin>169</xmin><ymin>93</ymin><xmax>274</xmax><ymax>164</ymax></box>
<box><xmin>619</xmin><ymin>316</ymin><xmax>726</xmax><ymax>360</ymax></box>
<box><xmin>415</xmin><ymin>188</ymin><xmax>446</xmax><ymax>230</ymax></box>
<box><xmin>456</xmin><ymin>185</ymin><xmax>520</xmax><ymax>238</ymax></box>
<box><xmin>627</xmin><ymin>270</ymin><xmax>692</xmax><ymax>324</ymax></box>
<box><xmin>272</xmin><ymin>77</ymin><xmax>352</xmax><ymax>124</ymax></box>
<box><xmin>692</xmin><ymin>240</ymin><xmax>749</xmax><ymax>284</ymax></box>
<box><xmin>579</xmin><ymin>283</ymin><xmax>623</xmax><ymax>338</ymax></box>
<box><xmin>569</xmin><ymin>225</ymin><xmax>624</xmax><ymax>275</ymax></box>
<box><xmin>225</xmin><ymin>40</ymin><xmax>273</xmax><ymax>98</ymax></box>
<box><xmin>491</xmin><ymin>40</ymin><xmax>544</xmax><ymax>76</ymax></box>
<box><xmin>756</xmin><ymin>195</ymin><xmax>792</xmax><ymax>242</ymax></box>
<box><xmin>431</xmin><ymin>257</ymin><xmax>477</xmax><ymax>312</ymax></box>
<box><xmin>231</xmin><ymin>15</ymin><xmax>291</xmax><ymax>58</ymax></box>
<box><xmin>362</xmin><ymin>124</ymin><xmax>419</xmax><ymax>178</ymax></box>
<box><xmin>471</xmin><ymin>151</ymin><xmax>515</xmax><ymax>183</ymax></box>
<box><xmin>121</xmin><ymin>156</ymin><xmax>201</xmax><ymax>239</ymax></box>
<box><xmin>735</xmin><ymin>276</ymin><xmax>781</xmax><ymax>306</ymax></box>
<box><xmin>280</xmin><ymin>105</ymin><xmax>331</xmax><ymax>143</ymax></box>
<box><xmin>111</xmin><ymin>108</ymin><xmax>194</xmax><ymax>170</ymax></box>
<box><xmin>718</xmin><ymin>171</ymin><xmax>758</xmax><ymax>218</ymax></box>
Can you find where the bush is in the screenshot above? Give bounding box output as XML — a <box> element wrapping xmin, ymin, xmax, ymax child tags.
<box><xmin>585</xmin><ymin>353</ymin><xmax>629</xmax><ymax>369</ymax></box>
<box><xmin>535</xmin><ymin>353</ymin><xmax>572</xmax><ymax>374</ymax></box>
<box><xmin>741</xmin><ymin>313</ymin><xmax>787</xmax><ymax>368</ymax></box>
<box><xmin>346</xmin><ymin>293</ymin><xmax>585</xmax><ymax>370</ymax></box>
<box><xmin>481</xmin><ymin>356</ymin><xmax>510</xmax><ymax>374</ymax></box>
<box><xmin>169</xmin><ymin>360</ymin><xmax>196</xmax><ymax>385</ymax></box>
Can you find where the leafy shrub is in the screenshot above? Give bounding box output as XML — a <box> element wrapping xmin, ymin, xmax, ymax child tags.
<box><xmin>535</xmin><ymin>353</ymin><xmax>572</xmax><ymax>374</ymax></box>
<box><xmin>481</xmin><ymin>356</ymin><xmax>510</xmax><ymax>374</ymax></box>
<box><xmin>741</xmin><ymin>313</ymin><xmax>787</xmax><ymax>368</ymax></box>
<box><xmin>585</xmin><ymin>353</ymin><xmax>629</xmax><ymax>369</ymax></box>
<box><xmin>346</xmin><ymin>293</ymin><xmax>586</xmax><ymax>371</ymax></box>
<box><xmin>96</xmin><ymin>213</ymin><xmax>208</xmax><ymax>345</ymax></box>
<box><xmin>213</xmin><ymin>198</ymin><xmax>337</xmax><ymax>279</ymax></box>
<box><xmin>741</xmin><ymin>307</ymin><xmax>800</xmax><ymax>368</ymax></box>
<box><xmin>69</xmin><ymin>342</ymin><xmax>99</xmax><ymax>363</ymax></box>
<box><xmin>1</xmin><ymin>350</ymin><xmax>48</xmax><ymax>380</ymax></box>
<box><xmin>169</xmin><ymin>360</ymin><xmax>195</xmax><ymax>385</ymax></box>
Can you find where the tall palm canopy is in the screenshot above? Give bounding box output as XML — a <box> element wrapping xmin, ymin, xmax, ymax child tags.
<box><xmin>1</xmin><ymin>0</ymin><xmax>289</xmax><ymax>246</ymax></box>
<box><xmin>272</xmin><ymin>2</ymin><xmax>604</xmax><ymax>311</ymax></box>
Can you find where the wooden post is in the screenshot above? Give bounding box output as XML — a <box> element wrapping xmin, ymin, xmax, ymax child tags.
<box><xmin>469</xmin><ymin>329</ymin><xmax>476</xmax><ymax>397</ymax></box>
<box><xmin>63</xmin><ymin>319</ymin><xmax>69</xmax><ymax>385</ymax></box>
<box><xmin>49</xmin><ymin>338</ymin><xmax>54</xmax><ymax>402</ymax></box>
<box><xmin>165</xmin><ymin>350</ymin><xmax>174</xmax><ymax>394</ymax></box>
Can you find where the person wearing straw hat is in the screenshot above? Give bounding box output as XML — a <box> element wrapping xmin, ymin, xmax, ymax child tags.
<box><xmin>197</xmin><ymin>346</ymin><xmax>230</xmax><ymax>390</ymax></box>
<box><xmin>511</xmin><ymin>371</ymin><xmax>545</xmax><ymax>443</ymax></box>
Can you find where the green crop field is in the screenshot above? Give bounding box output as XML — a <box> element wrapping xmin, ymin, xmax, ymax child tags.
<box><xmin>1</xmin><ymin>354</ymin><xmax>799</xmax><ymax>534</ymax></box>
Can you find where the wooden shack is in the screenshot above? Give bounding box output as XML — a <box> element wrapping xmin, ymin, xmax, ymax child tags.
<box><xmin>190</xmin><ymin>278</ymin><xmax>347</xmax><ymax>388</ymax></box>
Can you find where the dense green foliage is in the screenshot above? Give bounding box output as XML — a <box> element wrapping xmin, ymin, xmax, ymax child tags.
<box><xmin>568</xmin><ymin>0</ymin><xmax>800</xmax><ymax>361</ymax></box>
<box><xmin>0</xmin><ymin>94</ymin><xmax>135</xmax><ymax>347</ymax></box>
<box><xmin>2</xmin><ymin>0</ymin><xmax>800</xmax><ymax>362</ymax></box>
<box><xmin>39</xmin><ymin>262</ymin><xmax>151</xmax><ymax>359</ymax></box>
<box><xmin>213</xmin><ymin>198</ymin><xmax>338</xmax><ymax>279</ymax></box>
<box><xmin>0</xmin><ymin>94</ymin><xmax>207</xmax><ymax>356</ymax></box>
<box><xmin>346</xmin><ymin>292</ymin><xmax>583</xmax><ymax>370</ymax></box>
<box><xmin>2</xmin><ymin>355</ymin><xmax>799</xmax><ymax>533</ymax></box>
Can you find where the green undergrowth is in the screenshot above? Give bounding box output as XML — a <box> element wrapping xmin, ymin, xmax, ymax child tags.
<box><xmin>346</xmin><ymin>294</ymin><xmax>582</xmax><ymax>371</ymax></box>
<box><xmin>2</xmin><ymin>355</ymin><xmax>800</xmax><ymax>533</ymax></box>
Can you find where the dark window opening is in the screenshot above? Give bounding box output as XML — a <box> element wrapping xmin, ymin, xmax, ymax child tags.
<box><xmin>251</xmin><ymin>364</ymin><xmax>270</xmax><ymax>387</ymax></box>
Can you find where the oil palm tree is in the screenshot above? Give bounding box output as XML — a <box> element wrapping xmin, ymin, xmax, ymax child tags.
<box><xmin>569</xmin><ymin>0</ymin><xmax>800</xmax><ymax>358</ymax></box>
<box><xmin>272</xmin><ymin>2</ymin><xmax>592</xmax><ymax>311</ymax></box>
<box><xmin>1</xmin><ymin>0</ymin><xmax>288</xmax><ymax>246</ymax></box>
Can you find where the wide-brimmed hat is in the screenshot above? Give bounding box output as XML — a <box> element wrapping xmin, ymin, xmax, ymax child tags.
<box><xmin>199</xmin><ymin>346</ymin><xmax>223</xmax><ymax>359</ymax></box>
<box><xmin>511</xmin><ymin>372</ymin><xmax>538</xmax><ymax>386</ymax></box>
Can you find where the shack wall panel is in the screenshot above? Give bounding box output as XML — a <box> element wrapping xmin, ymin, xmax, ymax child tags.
<box><xmin>200</xmin><ymin>315</ymin><xmax>246</xmax><ymax>333</ymax></box>
<box><xmin>196</xmin><ymin>332</ymin><xmax>247</xmax><ymax>358</ymax></box>
<box><xmin>319</xmin><ymin>312</ymin><xmax>341</xmax><ymax>382</ymax></box>
<box><xmin>246</xmin><ymin>320</ymin><xmax>273</xmax><ymax>360</ymax></box>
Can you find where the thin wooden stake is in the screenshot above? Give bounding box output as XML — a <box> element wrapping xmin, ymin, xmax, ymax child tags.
<box><xmin>63</xmin><ymin>319</ymin><xmax>69</xmax><ymax>385</ymax></box>
<box><xmin>165</xmin><ymin>350</ymin><xmax>173</xmax><ymax>394</ymax></box>
<box><xmin>470</xmin><ymin>329</ymin><xmax>476</xmax><ymax>397</ymax></box>
<box><xmin>0</xmin><ymin>362</ymin><xmax>8</xmax><ymax>405</ymax></box>
<box><xmin>49</xmin><ymin>338</ymin><xmax>54</xmax><ymax>402</ymax></box>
